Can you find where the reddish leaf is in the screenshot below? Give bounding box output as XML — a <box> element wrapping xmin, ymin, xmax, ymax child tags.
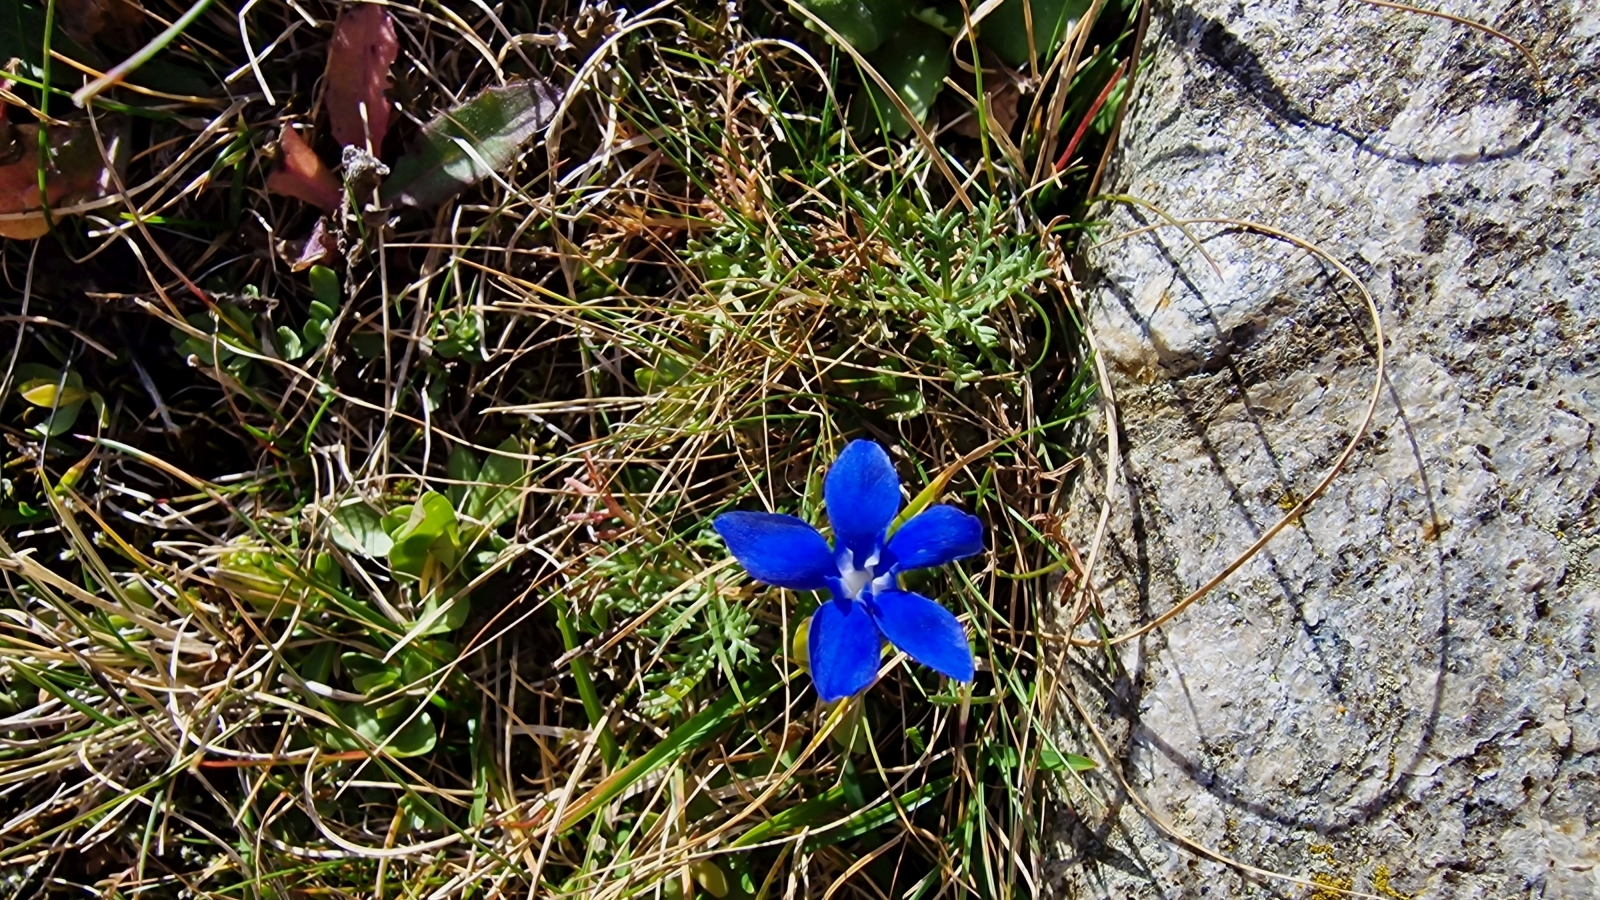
<box><xmin>0</xmin><ymin>123</ymin><xmax>115</xmax><ymax>240</ymax></box>
<box><xmin>288</xmin><ymin>216</ymin><xmax>341</xmax><ymax>271</ymax></box>
<box><xmin>266</xmin><ymin>126</ymin><xmax>342</xmax><ymax>212</ymax></box>
<box><xmin>57</xmin><ymin>0</ymin><xmax>145</xmax><ymax>45</ymax></box>
<box><xmin>0</xmin><ymin>166</ymin><xmax>50</xmax><ymax>240</ymax></box>
<box><xmin>325</xmin><ymin>4</ymin><xmax>399</xmax><ymax>149</ymax></box>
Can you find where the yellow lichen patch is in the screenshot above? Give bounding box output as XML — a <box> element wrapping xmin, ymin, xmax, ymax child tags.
<box><xmin>1373</xmin><ymin>865</ymin><xmax>1414</xmax><ymax>900</ymax></box>
<box><xmin>1310</xmin><ymin>873</ymin><xmax>1353</xmax><ymax>900</ymax></box>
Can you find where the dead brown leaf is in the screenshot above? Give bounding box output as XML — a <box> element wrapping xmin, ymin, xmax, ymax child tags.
<box><xmin>285</xmin><ymin>216</ymin><xmax>341</xmax><ymax>271</ymax></box>
<box><xmin>953</xmin><ymin>79</ymin><xmax>1022</xmax><ymax>140</ymax></box>
<box><xmin>0</xmin><ymin>123</ymin><xmax>116</xmax><ymax>240</ymax></box>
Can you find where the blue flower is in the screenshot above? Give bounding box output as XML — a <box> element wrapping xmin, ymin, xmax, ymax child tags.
<box><xmin>713</xmin><ymin>439</ymin><xmax>983</xmax><ymax>701</ymax></box>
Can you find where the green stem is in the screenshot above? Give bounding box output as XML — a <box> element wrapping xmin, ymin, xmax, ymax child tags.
<box><xmin>72</xmin><ymin>0</ymin><xmax>216</xmax><ymax>107</ymax></box>
<box><xmin>553</xmin><ymin>592</ymin><xmax>617</xmax><ymax>766</ymax></box>
<box><xmin>36</xmin><ymin>0</ymin><xmax>56</xmax><ymax>232</ymax></box>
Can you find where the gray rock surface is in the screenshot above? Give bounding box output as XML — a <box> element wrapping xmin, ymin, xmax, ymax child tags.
<box><xmin>1053</xmin><ymin>1</ymin><xmax>1600</xmax><ymax>897</ymax></box>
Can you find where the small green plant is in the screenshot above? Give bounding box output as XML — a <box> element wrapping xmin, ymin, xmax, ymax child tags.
<box><xmin>208</xmin><ymin>439</ymin><xmax>533</xmax><ymax>763</ymax></box>
<box><xmin>13</xmin><ymin>362</ymin><xmax>104</xmax><ymax>438</ymax></box>
<box><xmin>276</xmin><ymin>264</ymin><xmax>343</xmax><ymax>360</ymax></box>
<box><xmin>794</xmin><ymin>0</ymin><xmax>1097</xmax><ymax>134</ymax></box>
<box><xmin>171</xmin><ymin>301</ymin><xmax>259</xmax><ymax>380</ymax></box>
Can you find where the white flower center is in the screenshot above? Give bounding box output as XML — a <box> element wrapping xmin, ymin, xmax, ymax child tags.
<box><xmin>839</xmin><ymin>566</ymin><xmax>871</xmax><ymax>599</ymax></box>
<box><xmin>837</xmin><ymin>546</ymin><xmax>899</xmax><ymax>602</ymax></box>
<box><xmin>837</xmin><ymin>548</ymin><xmax>881</xmax><ymax>600</ymax></box>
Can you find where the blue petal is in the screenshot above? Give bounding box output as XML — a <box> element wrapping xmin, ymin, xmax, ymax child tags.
<box><xmin>870</xmin><ymin>590</ymin><xmax>974</xmax><ymax>682</ymax></box>
<box><xmin>824</xmin><ymin>440</ymin><xmax>902</xmax><ymax>562</ymax></box>
<box><xmin>713</xmin><ymin>512</ymin><xmax>836</xmax><ymax>591</ymax></box>
<box><xmin>809</xmin><ymin>599</ymin><xmax>883</xmax><ymax>701</ymax></box>
<box><xmin>884</xmin><ymin>505</ymin><xmax>984</xmax><ymax>572</ymax></box>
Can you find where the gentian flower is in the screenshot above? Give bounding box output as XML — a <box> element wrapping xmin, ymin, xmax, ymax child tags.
<box><xmin>713</xmin><ymin>440</ymin><xmax>983</xmax><ymax>701</ymax></box>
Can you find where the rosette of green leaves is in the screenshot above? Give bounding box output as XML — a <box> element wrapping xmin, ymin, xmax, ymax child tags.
<box><xmin>293</xmin><ymin>439</ymin><xmax>528</xmax><ymax>758</ymax></box>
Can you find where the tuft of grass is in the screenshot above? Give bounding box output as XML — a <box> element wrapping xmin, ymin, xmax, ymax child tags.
<box><xmin>0</xmin><ymin>0</ymin><xmax>1138</xmax><ymax>896</ymax></box>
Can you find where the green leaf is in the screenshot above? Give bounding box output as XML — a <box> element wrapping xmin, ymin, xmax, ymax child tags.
<box><xmin>381</xmin><ymin>78</ymin><xmax>563</xmax><ymax>209</ymax></box>
<box><xmin>464</xmin><ymin>529</ymin><xmax>511</xmax><ymax>573</ymax></box>
<box><xmin>302</xmin><ymin>317</ymin><xmax>327</xmax><ymax>350</ymax></box>
<box><xmin>340</xmin><ymin>651</ymin><xmax>387</xmax><ymax>679</ymax></box>
<box><xmin>635</xmin><ymin>356</ymin><xmax>689</xmax><ymax>392</ymax></box>
<box><xmin>19</xmin><ymin>379</ymin><xmax>88</xmax><ymax>409</ymax></box>
<box><xmin>416</xmin><ymin>591</ymin><xmax>470</xmax><ymax>635</ymax></box>
<box><xmin>802</xmin><ymin>776</ymin><xmax>954</xmax><ymax>851</ymax></box>
<box><xmin>398</xmin><ymin>642</ymin><xmax>446</xmax><ymax>684</ymax></box>
<box><xmin>352</xmin><ymin>666</ymin><xmax>399</xmax><ymax>694</ymax></box>
<box><xmin>387</xmin><ymin>491</ymin><xmax>460</xmax><ymax>577</ymax></box>
<box><xmin>17</xmin><ymin>366</ymin><xmax>91</xmax><ymax>437</ymax></box>
<box><xmin>322</xmin><ymin>703</ymin><xmax>381</xmax><ymax>747</ymax></box>
<box><xmin>795</xmin><ymin>0</ymin><xmax>907</xmax><ymax>53</ymax></box>
<box><xmin>861</xmin><ymin>22</ymin><xmax>951</xmax><ymax>138</ymax></box>
<box><xmin>433</xmin><ymin>310</ymin><xmax>482</xmax><ymax>360</ymax></box>
<box><xmin>470</xmin><ymin>439</ymin><xmax>525</xmax><ymax>527</ymax></box>
<box><xmin>830</xmin><ymin>698</ymin><xmax>868</xmax><ymax>755</ymax></box>
<box><xmin>689</xmin><ymin>861</ymin><xmax>730</xmax><ymax>899</ymax></box>
<box><xmin>447</xmin><ymin>446</ymin><xmax>480</xmax><ymax>511</ymax></box>
<box><xmin>309</xmin><ymin>265</ymin><xmax>340</xmax><ymax>309</ymax></box>
<box><xmin>322</xmin><ymin>703</ymin><xmax>436</xmax><ymax>757</ymax></box>
<box><xmin>276</xmin><ymin>325</ymin><xmax>304</xmax><ymax>360</ymax></box>
<box><xmin>840</xmin><ymin>758</ymin><xmax>866</xmax><ymax>807</ymax></box>
<box><xmin>341</xmin><ymin>651</ymin><xmax>403</xmax><ymax>694</ymax></box>
<box><xmin>388</xmin><ymin>712</ymin><xmax>437</xmax><ymax>756</ymax></box>
<box><xmin>299</xmin><ymin>641</ymin><xmax>336</xmax><ymax>686</ymax></box>
<box><xmin>381</xmin><ymin>506</ymin><xmax>411</xmax><ymax>535</ymax></box>
<box><xmin>32</xmin><ymin>400</ymin><xmax>84</xmax><ymax>438</ymax></box>
<box><xmin>730</xmin><ymin>786</ymin><xmax>847</xmax><ymax>848</ymax></box>
<box><xmin>399</xmin><ymin>792</ymin><xmax>450</xmax><ymax>833</ymax></box>
<box><xmin>328</xmin><ymin>501</ymin><xmax>394</xmax><ymax>558</ymax></box>
<box><xmin>171</xmin><ymin>303</ymin><xmax>257</xmax><ymax>378</ymax></box>
<box><xmin>312</xmin><ymin>552</ymin><xmax>343</xmax><ymax>588</ymax></box>
<box><xmin>1039</xmin><ymin>745</ymin><xmax>1097</xmax><ymax>772</ymax></box>
<box><xmin>979</xmin><ymin>0</ymin><xmax>1093</xmax><ymax>67</ymax></box>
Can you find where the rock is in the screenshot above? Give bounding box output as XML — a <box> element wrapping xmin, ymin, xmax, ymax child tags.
<box><xmin>1052</xmin><ymin>1</ymin><xmax>1600</xmax><ymax>898</ymax></box>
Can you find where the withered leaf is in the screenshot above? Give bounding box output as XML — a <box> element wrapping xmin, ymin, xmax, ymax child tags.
<box><xmin>287</xmin><ymin>216</ymin><xmax>341</xmax><ymax>272</ymax></box>
<box><xmin>952</xmin><ymin>79</ymin><xmax>1021</xmax><ymax>140</ymax></box>
<box><xmin>325</xmin><ymin>3</ymin><xmax>399</xmax><ymax>149</ymax></box>
<box><xmin>266</xmin><ymin>126</ymin><xmax>342</xmax><ymax>212</ymax></box>
<box><xmin>0</xmin><ymin>123</ymin><xmax>116</xmax><ymax>240</ymax></box>
<box><xmin>380</xmin><ymin>77</ymin><xmax>562</xmax><ymax>209</ymax></box>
